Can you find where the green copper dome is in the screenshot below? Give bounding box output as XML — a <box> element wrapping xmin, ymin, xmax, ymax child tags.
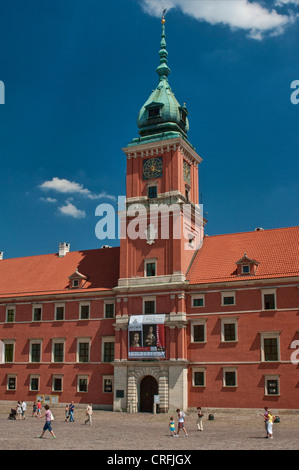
<box><xmin>135</xmin><ymin>17</ymin><xmax>190</xmax><ymax>141</ymax></box>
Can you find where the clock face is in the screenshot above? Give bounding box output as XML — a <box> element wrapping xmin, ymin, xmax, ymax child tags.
<box><xmin>183</xmin><ymin>160</ymin><xmax>191</xmax><ymax>185</ymax></box>
<box><xmin>143</xmin><ymin>157</ymin><xmax>163</xmax><ymax>180</ymax></box>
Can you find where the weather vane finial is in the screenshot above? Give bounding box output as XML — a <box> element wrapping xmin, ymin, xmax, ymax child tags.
<box><xmin>162</xmin><ymin>7</ymin><xmax>167</xmax><ymax>23</ymax></box>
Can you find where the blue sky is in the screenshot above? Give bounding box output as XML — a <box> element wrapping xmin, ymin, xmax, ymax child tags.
<box><xmin>0</xmin><ymin>0</ymin><xmax>298</xmax><ymax>259</ymax></box>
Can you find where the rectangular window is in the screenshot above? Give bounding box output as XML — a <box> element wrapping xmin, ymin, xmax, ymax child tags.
<box><xmin>148</xmin><ymin>185</ymin><xmax>157</xmax><ymax>199</ymax></box>
<box><xmin>103</xmin><ymin>377</ymin><xmax>113</xmax><ymax>393</ymax></box>
<box><xmin>224</xmin><ymin>323</ymin><xmax>236</xmax><ymax>341</ymax></box>
<box><xmin>30</xmin><ymin>376</ymin><xmax>39</xmax><ymax>391</ymax></box>
<box><xmin>5</xmin><ymin>343</ymin><xmax>14</xmax><ymax>363</ymax></box>
<box><xmin>193</xmin><ymin>324</ymin><xmax>205</xmax><ymax>343</ymax></box>
<box><xmin>264</xmin><ymin>293</ymin><xmax>276</xmax><ymax>310</ymax></box>
<box><xmin>55</xmin><ymin>305</ymin><xmax>65</xmax><ymax>321</ymax></box>
<box><xmin>265</xmin><ymin>376</ymin><xmax>279</xmax><ymax>396</ymax></box>
<box><xmin>194</xmin><ymin>371</ymin><xmax>205</xmax><ymax>387</ymax></box>
<box><xmin>146</xmin><ymin>262</ymin><xmax>156</xmax><ymax>277</ymax></box>
<box><xmin>105</xmin><ymin>303</ymin><xmax>115</xmax><ymax>319</ymax></box>
<box><xmin>78</xmin><ymin>342</ymin><xmax>90</xmax><ymax>363</ymax></box>
<box><xmin>80</xmin><ymin>304</ymin><xmax>90</xmax><ymax>320</ymax></box>
<box><xmin>30</xmin><ymin>343</ymin><xmax>41</xmax><ymax>363</ymax></box>
<box><xmin>192</xmin><ymin>297</ymin><xmax>204</xmax><ymax>307</ymax></box>
<box><xmin>221</xmin><ymin>318</ymin><xmax>238</xmax><ymax>342</ymax></box>
<box><xmin>53</xmin><ymin>342</ymin><xmax>64</xmax><ymax>363</ymax></box>
<box><xmin>103</xmin><ymin>342</ymin><xmax>114</xmax><ymax>363</ymax></box>
<box><xmin>223</xmin><ymin>296</ymin><xmax>235</xmax><ymax>305</ymax></box>
<box><xmin>144</xmin><ymin>300</ymin><xmax>155</xmax><ymax>314</ymax></box>
<box><xmin>78</xmin><ymin>376</ymin><xmax>88</xmax><ymax>392</ymax></box>
<box><xmin>7</xmin><ymin>376</ymin><xmax>16</xmax><ymax>391</ymax></box>
<box><xmin>264</xmin><ymin>338</ymin><xmax>278</xmax><ymax>361</ymax></box>
<box><xmin>223</xmin><ymin>369</ymin><xmax>237</xmax><ymax>387</ymax></box>
<box><xmin>33</xmin><ymin>306</ymin><xmax>42</xmax><ymax>322</ymax></box>
<box><xmin>242</xmin><ymin>265</ymin><xmax>250</xmax><ymax>274</ymax></box>
<box><xmin>261</xmin><ymin>333</ymin><xmax>280</xmax><ymax>362</ymax></box>
<box><xmin>52</xmin><ymin>376</ymin><xmax>63</xmax><ymax>392</ymax></box>
<box><xmin>6</xmin><ymin>307</ymin><xmax>15</xmax><ymax>323</ymax></box>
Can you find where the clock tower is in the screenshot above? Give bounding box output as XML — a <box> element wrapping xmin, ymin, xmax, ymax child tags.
<box><xmin>113</xmin><ymin>14</ymin><xmax>203</xmax><ymax>413</ymax></box>
<box><xmin>118</xmin><ymin>14</ymin><xmax>203</xmax><ymax>286</ymax></box>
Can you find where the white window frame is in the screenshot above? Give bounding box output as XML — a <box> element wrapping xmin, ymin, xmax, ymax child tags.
<box><xmin>103</xmin><ymin>375</ymin><xmax>114</xmax><ymax>393</ymax></box>
<box><xmin>29</xmin><ymin>339</ymin><xmax>42</xmax><ymax>363</ymax></box>
<box><xmin>29</xmin><ymin>374</ymin><xmax>40</xmax><ymax>391</ymax></box>
<box><xmin>192</xmin><ymin>367</ymin><xmax>206</xmax><ymax>387</ymax></box>
<box><xmin>79</xmin><ymin>302</ymin><xmax>90</xmax><ymax>320</ymax></box>
<box><xmin>261</xmin><ymin>289</ymin><xmax>277</xmax><ymax>310</ymax></box>
<box><xmin>144</xmin><ymin>258</ymin><xmax>157</xmax><ymax>277</ymax></box>
<box><xmin>221</xmin><ymin>317</ymin><xmax>238</xmax><ymax>342</ymax></box>
<box><xmin>52</xmin><ymin>374</ymin><xmax>63</xmax><ymax>392</ymax></box>
<box><xmin>260</xmin><ymin>332</ymin><xmax>280</xmax><ymax>362</ymax></box>
<box><xmin>76</xmin><ymin>337</ymin><xmax>91</xmax><ymax>363</ymax></box>
<box><xmin>191</xmin><ymin>294</ymin><xmax>205</xmax><ymax>308</ymax></box>
<box><xmin>223</xmin><ymin>367</ymin><xmax>238</xmax><ymax>387</ymax></box>
<box><xmin>6</xmin><ymin>306</ymin><xmax>15</xmax><ymax>323</ymax></box>
<box><xmin>102</xmin><ymin>336</ymin><xmax>115</xmax><ymax>363</ymax></box>
<box><xmin>52</xmin><ymin>338</ymin><xmax>65</xmax><ymax>363</ymax></box>
<box><xmin>104</xmin><ymin>300</ymin><xmax>115</xmax><ymax>319</ymax></box>
<box><xmin>7</xmin><ymin>374</ymin><xmax>17</xmax><ymax>391</ymax></box>
<box><xmin>32</xmin><ymin>304</ymin><xmax>43</xmax><ymax>322</ymax></box>
<box><xmin>143</xmin><ymin>296</ymin><xmax>156</xmax><ymax>315</ymax></box>
<box><xmin>54</xmin><ymin>303</ymin><xmax>65</xmax><ymax>321</ymax></box>
<box><xmin>77</xmin><ymin>375</ymin><xmax>89</xmax><ymax>393</ymax></box>
<box><xmin>241</xmin><ymin>264</ymin><xmax>250</xmax><ymax>274</ymax></box>
<box><xmin>264</xmin><ymin>374</ymin><xmax>280</xmax><ymax>396</ymax></box>
<box><xmin>221</xmin><ymin>292</ymin><xmax>236</xmax><ymax>306</ymax></box>
<box><xmin>190</xmin><ymin>320</ymin><xmax>207</xmax><ymax>343</ymax></box>
<box><xmin>2</xmin><ymin>339</ymin><xmax>15</xmax><ymax>363</ymax></box>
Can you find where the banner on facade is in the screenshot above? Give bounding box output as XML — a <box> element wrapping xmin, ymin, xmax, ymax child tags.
<box><xmin>128</xmin><ymin>314</ymin><xmax>165</xmax><ymax>358</ymax></box>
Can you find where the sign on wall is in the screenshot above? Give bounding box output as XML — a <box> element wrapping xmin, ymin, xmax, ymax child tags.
<box><xmin>128</xmin><ymin>314</ymin><xmax>165</xmax><ymax>358</ymax></box>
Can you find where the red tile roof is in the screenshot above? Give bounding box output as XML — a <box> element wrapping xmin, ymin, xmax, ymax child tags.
<box><xmin>187</xmin><ymin>226</ymin><xmax>299</xmax><ymax>285</ymax></box>
<box><xmin>0</xmin><ymin>247</ymin><xmax>120</xmax><ymax>297</ymax></box>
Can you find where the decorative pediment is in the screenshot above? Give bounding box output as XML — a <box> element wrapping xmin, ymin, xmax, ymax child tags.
<box><xmin>236</xmin><ymin>253</ymin><xmax>259</xmax><ymax>275</ymax></box>
<box><xmin>68</xmin><ymin>268</ymin><xmax>88</xmax><ymax>288</ymax></box>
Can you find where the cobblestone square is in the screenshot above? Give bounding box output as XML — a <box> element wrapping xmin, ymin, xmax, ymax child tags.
<box><xmin>0</xmin><ymin>404</ymin><xmax>298</xmax><ymax>452</ymax></box>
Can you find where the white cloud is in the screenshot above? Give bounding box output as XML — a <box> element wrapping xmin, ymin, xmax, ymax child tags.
<box><xmin>39</xmin><ymin>177</ymin><xmax>116</xmax><ymax>201</ymax></box>
<box><xmin>40</xmin><ymin>197</ymin><xmax>57</xmax><ymax>203</ymax></box>
<box><xmin>141</xmin><ymin>0</ymin><xmax>298</xmax><ymax>39</ymax></box>
<box><xmin>58</xmin><ymin>201</ymin><xmax>86</xmax><ymax>219</ymax></box>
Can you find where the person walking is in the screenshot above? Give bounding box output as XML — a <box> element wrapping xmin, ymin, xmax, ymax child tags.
<box><xmin>169</xmin><ymin>416</ymin><xmax>177</xmax><ymax>437</ymax></box>
<box><xmin>37</xmin><ymin>400</ymin><xmax>42</xmax><ymax>416</ymax></box>
<box><xmin>69</xmin><ymin>401</ymin><xmax>75</xmax><ymax>422</ymax></box>
<box><xmin>32</xmin><ymin>401</ymin><xmax>37</xmax><ymax>417</ymax></box>
<box><xmin>176</xmin><ymin>409</ymin><xmax>188</xmax><ymax>437</ymax></box>
<box><xmin>84</xmin><ymin>403</ymin><xmax>93</xmax><ymax>425</ymax></box>
<box><xmin>196</xmin><ymin>407</ymin><xmax>204</xmax><ymax>431</ymax></box>
<box><xmin>37</xmin><ymin>405</ymin><xmax>56</xmax><ymax>439</ymax></box>
<box><xmin>260</xmin><ymin>407</ymin><xmax>269</xmax><ymax>438</ymax></box>
<box><xmin>21</xmin><ymin>401</ymin><xmax>27</xmax><ymax>419</ymax></box>
<box><xmin>16</xmin><ymin>401</ymin><xmax>22</xmax><ymax>420</ymax></box>
<box><xmin>64</xmin><ymin>404</ymin><xmax>70</xmax><ymax>422</ymax></box>
<box><xmin>266</xmin><ymin>411</ymin><xmax>276</xmax><ymax>439</ymax></box>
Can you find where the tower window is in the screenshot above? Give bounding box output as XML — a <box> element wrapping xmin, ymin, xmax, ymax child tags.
<box><xmin>148</xmin><ymin>107</ymin><xmax>160</xmax><ymax>118</ymax></box>
<box><xmin>148</xmin><ymin>185</ymin><xmax>157</xmax><ymax>199</ymax></box>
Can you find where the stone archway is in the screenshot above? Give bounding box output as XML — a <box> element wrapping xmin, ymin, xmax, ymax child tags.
<box><xmin>140</xmin><ymin>375</ymin><xmax>158</xmax><ymax>412</ymax></box>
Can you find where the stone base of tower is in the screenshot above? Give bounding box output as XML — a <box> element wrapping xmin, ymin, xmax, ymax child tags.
<box><xmin>113</xmin><ymin>360</ymin><xmax>189</xmax><ymax>413</ymax></box>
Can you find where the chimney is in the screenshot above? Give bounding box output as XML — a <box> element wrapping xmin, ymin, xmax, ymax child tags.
<box><xmin>0</xmin><ymin>252</ymin><xmax>3</xmax><ymax>260</ymax></box>
<box><xmin>59</xmin><ymin>242</ymin><xmax>70</xmax><ymax>257</ymax></box>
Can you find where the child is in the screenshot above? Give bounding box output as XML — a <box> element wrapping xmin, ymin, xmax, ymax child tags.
<box><xmin>169</xmin><ymin>417</ymin><xmax>177</xmax><ymax>436</ymax></box>
<box><xmin>37</xmin><ymin>405</ymin><xmax>56</xmax><ymax>439</ymax></box>
<box><xmin>196</xmin><ymin>407</ymin><xmax>204</xmax><ymax>431</ymax></box>
<box><xmin>267</xmin><ymin>411</ymin><xmax>276</xmax><ymax>439</ymax></box>
<box><xmin>65</xmin><ymin>404</ymin><xmax>70</xmax><ymax>422</ymax></box>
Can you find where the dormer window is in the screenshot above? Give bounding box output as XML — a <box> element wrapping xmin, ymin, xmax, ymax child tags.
<box><xmin>68</xmin><ymin>269</ymin><xmax>88</xmax><ymax>289</ymax></box>
<box><xmin>148</xmin><ymin>107</ymin><xmax>160</xmax><ymax>118</ymax></box>
<box><xmin>179</xmin><ymin>105</ymin><xmax>189</xmax><ymax>125</ymax></box>
<box><xmin>145</xmin><ymin>102</ymin><xmax>164</xmax><ymax>120</ymax></box>
<box><xmin>236</xmin><ymin>253</ymin><xmax>259</xmax><ymax>276</ymax></box>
